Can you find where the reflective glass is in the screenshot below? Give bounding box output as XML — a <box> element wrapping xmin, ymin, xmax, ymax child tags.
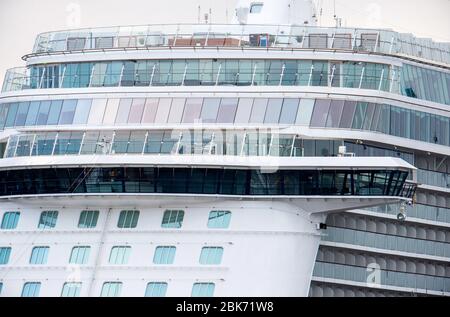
<box><xmin>72</xmin><ymin>99</ymin><xmax>92</xmax><ymax>124</ymax></box>
<box><xmin>141</xmin><ymin>98</ymin><xmax>159</xmax><ymax>123</ymax></box>
<box><xmin>217</xmin><ymin>98</ymin><xmax>238</xmax><ymax>123</ymax></box>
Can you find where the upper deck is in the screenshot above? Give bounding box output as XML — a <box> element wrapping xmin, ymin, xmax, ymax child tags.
<box><xmin>26</xmin><ymin>24</ymin><xmax>450</xmax><ymax>65</ymax></box>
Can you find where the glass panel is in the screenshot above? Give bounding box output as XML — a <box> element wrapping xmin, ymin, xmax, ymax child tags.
<box><xmin>14</xmin><ymin>102</ymin><xmax>30</xmax><ymax>127</ymax></box>
<box><xmin>102</xmin><ymin>99</ymin><xmax>120</xmax><ymax>125</ymax></box>
<box><xmin>154</xmin><ymin>99</ymin><xmax>172</xmax><ymax>123</ymax></box>
<box><xmin>128</xmin><ymin>98</ymin><xmax>146</xmax><ymax>124</ymax></box>
<box><xmin>36</xmin><ymin>101</ymin><xmax>51</xmax><ymax>126</ymax></box>
<box><xmin>249</xmin><ymin>98</ymin><xmax>268</xmax><ymax>123</ymax></box>
<box><xmin>145</xmin><ymin>282</ymin><xmax>167</xmax><ymax>297</ymax></box>
<box><xmin>72</xmin><ymin>99</ymin><xmax>92</xmax><ymax>124</ymax></box>
<box><xmin>78</xmin><ymin>210</ymin><xmax>99</xmax><ymax>228</ymax></box>
<box><xmin>59</xmin><ymin>100</ymin><xmax>77</xmax><ymax>124</ymax></box>
<box><xmin>87</xmin><ymin>99</ymin><xmax>107</xmax><ymax>125</ymax></box>
<box><xmin>264</xmin><ymin>98</ymin><xmax>283</xmax><ymax>124</ymax></box>
<box><xmin>340</xmin><ymin>101</ymin><xmax>357</xmax><ymax>128</ymax></box>
<box><xmin>115</xmin><ymin>98</ymin><xmax>132</xmax><ymax>124</ymax></box>
<box><xmin>279</xmin><ymin>99</ymin><xmax>299</xmax><ymax>124</ymax></box>
<box><xmin>217</xmin><ymin>98</ymin><xmax>238</xmax><ymax>123</ymax></box>
<box><xmin>296</xmin><ymin>99</ymin><xmax>315</xmax><ymax>125</ymax></box>
<box><xmin>200</xmin><ymin>98</ymin><xmax>220</xmax><ymax>123</ymax></box>
<box><xmin>47</xmin><ymin>100</ymin><xmax>63</xmax><ymax>125</ymax></box>
<box><xmin>234</xmin><ymin>98</ymin><xmax>254</xmax><ymax>124</ymax></box>
<box><xmin>182</xmin><ymin>98</ymin><xmax>203</xmax><ymax>123</ymax></box>
<box><xmin>167</xmin><ymin>98</ymin><xmax>185</xmax><ymax>123</ymax></box>
<box><xmin>161</xmin><ymin>210</ymin><xmax>185</xmax><ymax>228</ymax></box>
<box><xmin>310</xmin><ymin>99</ymin><xmax>331</xmax><ymax>127</ymax></box>
<box><xmin>326</xmin><ymin>100</ymin><xmax>345</xmax><ymax>128</ymax></box>
<box><xmin>141</xmin><ymin>98</ymin><xmax>159</xmax><ymax>123</ymax></box>
<box><xmin>25</xmin><ymin>102</ymin><xmax>41</xmax><ymax>126</ymax></box>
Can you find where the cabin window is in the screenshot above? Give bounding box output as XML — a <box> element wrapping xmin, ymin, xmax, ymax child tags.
<box><xmin>250</xmin><ymin>3</ymin><xmax>264</xmax><ymax>13</ymax></box>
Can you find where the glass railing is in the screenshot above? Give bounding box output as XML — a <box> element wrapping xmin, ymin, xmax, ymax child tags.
<box><xmin>322</xmin><ymin>226</ymin><xmax>450</xmax><ymax>258</ymax></box>
<box><xmin>365</xmin><ymin>203</ymin><xmax>450</xmax><ymax>224</ymax></box>
<box><xmin>3</xmin><ymin>131</ymin><xmax>343</xmax><ymax>158</ymax></box>
<box><xmin>313</xmin><ymin>261</ymin><xmax>450</xmax><ymax>293</ymax></box>
<box><xmin>29</xmin><ymin>24</ymin><xmax>450</xmax><ymax>64</ymax></box>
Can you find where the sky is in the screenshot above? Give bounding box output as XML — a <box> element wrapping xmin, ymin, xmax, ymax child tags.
<box><xmin>0</xmin><ymin>0</ymin><xmax>449</xmax><ymax>87</ymax></box>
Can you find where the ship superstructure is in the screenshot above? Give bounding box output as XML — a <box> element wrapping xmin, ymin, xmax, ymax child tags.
<box><xmin>0</xmin><ymin>0</ymin><xmax>448</xmax><ymax>297</ymax></box>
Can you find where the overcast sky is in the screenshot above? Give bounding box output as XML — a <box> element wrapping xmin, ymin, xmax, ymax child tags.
<box><xmin>0</xmin><ymin>0</ymin><xmax>449</xmax><ymax>87</ymax></box>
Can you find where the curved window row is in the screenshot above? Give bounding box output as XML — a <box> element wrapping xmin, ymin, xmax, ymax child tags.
<box><xmin>4</xmin><ymin>59</ymin><xmax>392</xmax><ymax>92</ymax></box>
<box><xmin>0</xmin><ymin>167</ymin><xmax>409</xmax><ymax>197</ymax></box>
<box><xmin>4</xmin><ymin>58</ymin><xmax>450</xmax><ymax>106</ymax></box>
<box><xmin>313</xmin><ymin>261</ymin><xmax>450</xmax><ymax>293</ymax></box>
<box><xmin>323</xmin><ymin>226</ymin><xmax>450</xmax><ymax>258</ymax></box>
<box><xmin>0</xmin><ymin>97</ymin><xmax>449</xmax><ymax>146</ymax></box>
<box><xmin>402</xmin><ymin>64</ymin><xmax>450</xmax><ymax>106</ymax></box>
<box><xmin>4</xmin><ymin>131</ymin><xmax>343</xmax><ymax>158</ymax></box>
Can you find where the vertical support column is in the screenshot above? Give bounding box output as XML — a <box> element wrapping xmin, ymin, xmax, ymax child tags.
<box><xmin>251</xmin><ymin>64</ymin><xmax>257</xmax><ymax>86</ymax></box>
<box><xmin>118</xmin><ymin>64</ymin><xmax>125</xmax><ymax>87</ymax></box>
<box><xmin>78</xmin><ymin>132</ymin><xmax>86</xmax><ymax>155</ymax></box>
<box><xmin>240</xmin><ymin>133</ymin><xmax>247</xmax><ymax>156</ymax></box>
<box><xmin>215</xmin><ymin>63</ymin><xmax>222</xmax><ymax>86</ymax></box>
<box><xmin>378</xmin><ymin>68</ymin><xmax>385</xmax><ymax>91</ymax></box>
<box><xmin>181</xmin><ymin>63</ymin><xmax>188</xmax><ymax>86</ymax></box>
<box><xmin>109</xmin><ymin>132</ymin><xmax>116</xmax><ymax>155</ymax></box>
<box><xmin>59</xmin><ymin>66</ymin><xmax>67</xmax><ymax>88</ymax></box>
<box><xmin>175</xmin><ymin>132</ymin><xmax>183</xmax><ymax>155</ymax></box>
<box><xmin>308</xmin><ymin>64</ymin><xmax>314</xmax><ymax>86</ymax></box>
<box><xmin>290</xmin><ymin>135</ymin><xmax>297</xmax><ymax>157</ymax></box>
<box><xmin>39</xmin><ymin>67</ymin><xmax>46</xmax><ymax>89</ymax></box>
<box><xmin>149</xmin><ymin>64</ymin><xmax>156</xmax><ymax>86</ymax></box>
<box><xmin>88</xmin><ymin>65</ymin><xmax>95</xmax><ymax>88</ymax></box>
<box><xmin>29</xmin><ymin>134</ymin><xmax>37</xmax><ymax>156</ymax></box>
<box><xmin>389</xmin><ymin>67</ymin><xmax>396</xmax><ymax>93</ymax></box>
<box><xmin>13</xmin><ymin>135</ymin><xmax>21</xmax><ymax>157</ymax></box>
<box><xmin>358</xmin><ymin>67</ymin><xmax>365</xmax><ymax>89</ymax></box>
<box><xmin>279</xmin><ymin>64</ymin><xmax>285</xmax><ymax>86</ymax></box>
<box><xmin>142</xmin><ymin>131</ymin><xmax>149</xmax><ymax>155</ymax></box>
<box><xmin>388</xmin><ymin>36</ymin><xmax>395</xmax><ymax>54</ymax></box>
<box><xmin>51</xmin><ymin>133</ymin><xmax>59</xmax><ymax>156</ymax></box>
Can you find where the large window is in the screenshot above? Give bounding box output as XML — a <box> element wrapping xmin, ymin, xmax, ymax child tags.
<box><xmin>21</xmin><ymin>282</ymin><xmax>41</xmax><ymax>297</ymax></box>
<box><xmin>199</xmin><ymin>247</ymin><xmax>224</xmax><ymax>265</ymax></box>
<box><xmin>61</xmin><ymin>282</ymin><xmax>82</xmax><ymax>297</ymax></box>
<box><xmin>208</xmin><ymin>211</ymin><xmax>231</xmax><ymax>229</ymax></box>
<box><xmin>191</xmin><ymin>283</ymin><xmax>215</xmax><ymax>297</ymax></box>
<box><xmin>0</xmin><ymin>168</ymin><xmax>411</xmax><ymax>198</ymax></box>
<box><xmin>1</xmin><ymin>212</ymin><xmax>20</xmax><ymax>229</ymax></box>
<box><xmin>30</xmin><ymin>246</ymin><xmax>49</xmax><ymax>264</ymax></box>
<box><xmin>153</xmin><ymin>246</ymin><xmax>176</xmax><ymax>264</ymax></box>
<box><xmin>69</xmin><ymin>246</ymin><xmax>91</xmax><ymax>265</ymax></box>
<box><xmin>145</xmin><ymin>282</ymin><xmax>168</xmax><ymax>297</ymax></box>
<box><xmin>117</xmin><ymin>210</ymin><xmax>139</xmax><ymax>228</ymax></box>
<box><xmin>109</xmin><ymin>246</ymin><xmax>131</xmax><ymax>265</ymax></box>
<box><xmin>100</xmin><ymin>282</ymin><xmax>122</xmax><ymax>297</ymax></box>
<box><xmin>161</xmin><ymin>210</ymin><xmax>185</xmax><ymax>228</ymax></box>
<box><xmin>0</xmin><ymin>247</ymin><xmax>11</xmax><ymax>265</ymax></box>
<box><xmin>78</xmin><ymin>210</ymin><xmax>99</xmax><ymax>228</ymax></box>
<box><xmin>38</xmin><ymin>210</ymin><xmax>58</xmax><ymax>229</ymax></box>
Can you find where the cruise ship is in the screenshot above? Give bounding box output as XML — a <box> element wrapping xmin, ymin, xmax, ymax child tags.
<box><xmin>0</xmin><ymin>0</ymin><xmax>448</xmax><ymax>297</ymax></box>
